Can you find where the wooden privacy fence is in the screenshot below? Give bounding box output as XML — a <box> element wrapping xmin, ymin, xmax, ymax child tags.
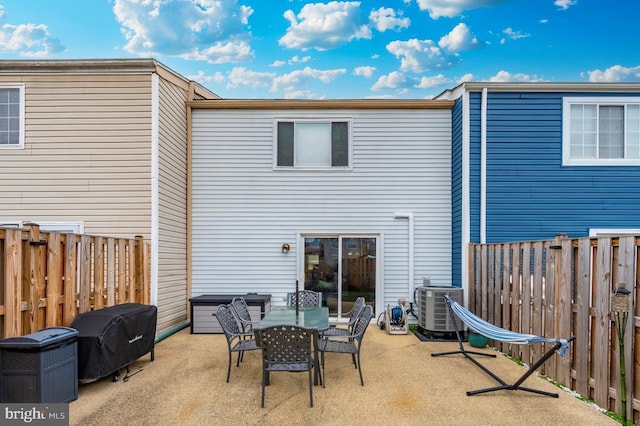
<box><xmin>0</xmin><ymin>224</ymin><xmax>151</xmax><ymax>339</ymax></box>
<box><xmin>469</xmin><ymin>234</ymin><xmax>640</xmax><ymax>423</ymax></box>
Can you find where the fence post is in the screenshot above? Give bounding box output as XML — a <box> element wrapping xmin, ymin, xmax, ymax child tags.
<box><xmin>4</xmin><ymin>229</ymin><xmax>22</xmax><ymax>338</ymax></box>
<box><xmin>63</xmin><ymin>233</ymin><xmax>78</xmax><ymax>326</ymax></box>
<box><xmin>554</xmin><ymin>235</ymin><xmax>572</xmax><ymax>386</ymax></box>
<box><xmin>135</xmin><ymin>235</ymin><xmax>147</xmax><ymax>304</ymax></box>
<box><xmin>25</xmin><ymin>223</ymin><xmax>46</xmax><ymax>334</ymax></box>
<box><xmin>46</xmin><ymin>232</ymin><xmax>63</xmax><ymax>328</ymax></box>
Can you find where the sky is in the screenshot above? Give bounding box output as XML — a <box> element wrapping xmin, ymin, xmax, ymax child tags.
<box><xmin>0</xmin><ymin>0</ymin><xmax>639</xmax><ymax>99</ymax></box>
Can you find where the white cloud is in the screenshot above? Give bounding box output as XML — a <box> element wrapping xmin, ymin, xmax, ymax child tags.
<box><xmin>188</xmin><ymin>70</ymin><xmax>225</xmax><ymax>85</ymax></box>
<box><xmin>271</xmin><ymin>55</ymin><xmax>312</xmax><ymax>67</ymax></box>
<box><xmin>458</xmin><ymin>73</ymin><xmax>474</xmax><ymax>83</ymax></box>
<box><xmin>555</xmin><ymin>0</ymin><xmax>577</xmax><ymax>10</ymax></box>
<box><xmin>415</xmin><ymin>0</ymin><xmax>514</xmax><ymax>19</ymax></box>
<box><xmin>271</xmin><ymin>66</ymin><xmax>347</xmax><ymax>92</ymax></box>
<box><xmin>290</xmin><ymin>55</ymin><xmax>311</xmax><ymax>64</ymax></box>
<box><xmin>488</xmin><ymin>70</ymin><xmax>546</xmax><ymax>82</ymax></box>
<box><xmin>414</xmin><ymin>74</ymin><xmax>451</xmax><ymax>89</ymax></box>
<box><xmin>438</xmin><ymin>23</ymin><xmax>481</xmax><ymax>52</ymax></box>
<box><xmin>539</xmin><ymin>19</ymin><xmax>549</xmax><ymax>24</ymax></box>
<box><xmin>279</xmin><ymin>1</ymin><xmax>372</xmax><ymax>50</ymax></box>
<box><xmin>587</xmin><ymin>65</ymin><xmax>640</xmax><ymax>82</ymax></box>
<box><xmin>0</xmin><ymin>22</ymin><xmax>65</xmax><ymax>57</ymax></box>
<box><xmin>226</xmin><ymin>67</ymin><xmax>276</xmax><ymax>89</ymax></box>
<box><xmin>113</xmin><ymin>0</ymin><xmax>254</xmax><ymax>63</ymax></box>
<box><xmin>282</xmin><ymin>89</ymin><xmax>326</xmax><ymax>100</ymax></box>
<box><xmin>369</xmin><ymin>7</ymin><xmax>410</xmax><ymax>32</ymax></box>
<box><xmin>371</xmin><ymin>71</ymin><xmax>408</xmax><ymax>90</ymax></box>
<box><xmin>353</xmin><ymin>66</ymin><xmax>377</xmax><ymax>78</ymax></box>
<box><xmin>503</xmin><ymin>28</ymin><xmax>530</xmax><ymax>40</ymax></box>
<box><xmin>387</xmin><ymin>38</ymin><xmax>458</xmax><ymax>73</ymax></box>
<box><xmin>181</xmin><ymin>39</ymin><xmax>253</xmax><ymax>63</ymax></box>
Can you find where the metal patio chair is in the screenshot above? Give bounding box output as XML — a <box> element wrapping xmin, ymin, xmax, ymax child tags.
<box><xmin>231</xmin><ymin>296</ymin><xmax>259</xmax><ymax>334</ymax></box>
<box><xmin>322</xmin><ymin>296</ymin><xmax>365</xmax><ymax>338</ymax></box>
<box><xmin>255</xmin><ymin>324</ymin><xmax>319</xmax><ymax>408</ymax></box>
<box><xmin>287</xmin><ymin>290</ymin><xmax>322</xmax><ymax>308</ymax></box>
<box><xmin>319</xmin><ymin>305</ymin><xmax>373</xmax><ymax>387</ymax></box>
<box><xmin>213</xmin><ymin>304</ymin><xmax>259</xmax><ymax>383</ymax></box>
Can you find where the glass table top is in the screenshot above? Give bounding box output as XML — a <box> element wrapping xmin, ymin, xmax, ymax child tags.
<box><xmin>255</xmin><ymin>306</ymin><xmax>329</xmax><ymax>331</ymax></box>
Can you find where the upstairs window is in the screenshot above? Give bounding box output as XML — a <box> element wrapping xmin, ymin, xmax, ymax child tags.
<box><xmin>276</xmin><ymin>120</ymin><xmax>350</xmax><ymax>168</ymax></box>
<box><xmin>0</xmin><ymin>85</ymin><xmax>24</xmax><ymax>148</ymax></box>
<box><xmin>563</xmin><ymin>97</ymin><xmax>640</xmax><ymax>165</ymax></box>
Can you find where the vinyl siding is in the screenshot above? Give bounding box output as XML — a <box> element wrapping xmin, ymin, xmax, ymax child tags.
<box><xmin>469</xmin><ymin>92</ymin><xmax>482</xmax><ymax>244</ymax></box>
<box><xmin>191</xmin><ymin>108</ymin><xmax>452</xmax><ymax>312</ymax></box>
<box><xmin>0</xmin><ymin>74</ymin><xmax>152</xmax><ymax>238</ymax></box>
<box><xmin>450</xmin><ymin>98</ymin><xmax>463</xmax><ymax>286</ymax></box>
<box><xmin>156</xmin><ymin>76</ymin><xmax>189</xmax><ymax>331</ymax></box>
<box><xmin>469</xmin><ymin>91</ymin><xmax>640</xmax><ymax>242</ymax></box>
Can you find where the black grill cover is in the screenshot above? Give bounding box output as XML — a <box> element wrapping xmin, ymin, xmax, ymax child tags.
<box><xmin>70</xmin><ymin>303</ymin><xmax>157</xmax><ymax>381</ymax></box>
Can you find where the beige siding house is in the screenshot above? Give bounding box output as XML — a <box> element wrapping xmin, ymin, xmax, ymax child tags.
<box><xmin>0</xmin><ymin>59</ymin><xmax>219</xmax><ymax>335</ymax></box>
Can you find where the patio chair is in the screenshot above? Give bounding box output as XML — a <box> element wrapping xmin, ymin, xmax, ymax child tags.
<box><xmin>231</xmin><ymin>296</ymin><xmax>259</xmax><ymax>334</ymax></box>
<box><xmin>213</xmin><ymin>304</ymin><xmax>259</xmax><ymax>383</ymax></box>
<box><xmin>319</xmin><ymin>305</ymin><xmax>373</xmax><ymax>387</ymax></box>
<box><xmin>322</xmin><ymin>296</ymin><xmax>365</xmax><ymax>338</ymax></box>
<box><xmin>287</xmin><ymin>290</ymin><xmax>322</xmax><ymax>308</ymax></box>
<box><xmin>255</xmin><ymin>324</ymin><xmax>319</xmax><ymax>408</ymax></box>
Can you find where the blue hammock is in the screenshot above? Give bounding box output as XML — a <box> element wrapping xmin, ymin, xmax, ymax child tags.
<box><xmin>446</xmin><ymin>296</ymin><xmax>570</xmax><ymax>357</ymax></box>
<box><xmin>432</xmin><ymin>295</ymin><xmax>575</xmax><ymax>397</ymax></box>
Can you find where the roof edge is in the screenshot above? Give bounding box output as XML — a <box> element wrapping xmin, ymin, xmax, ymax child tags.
<box><xmin>0</xmin><ymin>58</ymin><xmax>160</xmax><ymax>74</ymax></box>
<box><xmin>188</xmin><ymin>99</ymin><xmax>455</xmax><ymax>110</ymax></box>
<box><xmin>435</xmin><ymin>81</ymin><xmax>640</xmax><ymax>99</ymax></box>
<box><xmin>0</xmin><ymin>58</ymin><xmax>220</xmax><ymax>99</ymax></box>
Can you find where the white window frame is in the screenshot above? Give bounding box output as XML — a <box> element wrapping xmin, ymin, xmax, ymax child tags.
<box><xmin>562</xmin><ymin>96</ymin><xmax>640</xmax><ymax>166</ymax></box>
<box><xmin>589</xmin><ymin>228</ymin><xmax>640</xmax><ymax>237</ymax></box>
<box><xmin>273</xmin><ymin>118</ymin><xmax>353</xmax><ymax>170</ymax></box>
<box><xmin>0</xmin><ymin>84</ymin><xmax>25</xmax><ymax>149</ymax></box>
<box><xmin>0</xmin><ymin>220</ymin><xmax>84</xmax><ymax>233</ymax></box>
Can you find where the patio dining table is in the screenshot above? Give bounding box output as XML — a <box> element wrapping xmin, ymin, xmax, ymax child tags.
<box><xmin>254</xmin><ymin>306</ymin><xmax>329</xmax><ymax>385</ymax></box>
<box><xmin>254</xmin><ymin>306</ymin><xmax>330</xmax><ymax>331</ymax></box>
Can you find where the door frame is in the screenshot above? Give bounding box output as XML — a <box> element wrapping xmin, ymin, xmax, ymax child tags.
<box><xmin>297</xmin><ymin>232</ymin><xmax>383</xmax><ymax>318</ymax></box>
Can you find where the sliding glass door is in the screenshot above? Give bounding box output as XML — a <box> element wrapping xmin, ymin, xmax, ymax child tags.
<box><xmin>303</xmin><ymin>236</ymin><xmax>377</xmax><ymax>318</ymax></box>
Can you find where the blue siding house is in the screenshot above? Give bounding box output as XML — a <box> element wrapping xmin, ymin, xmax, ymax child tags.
<box><xmin>437</xmin><ymin>82</ymin><xmax>640</xmax><ymax>288</ymax></box>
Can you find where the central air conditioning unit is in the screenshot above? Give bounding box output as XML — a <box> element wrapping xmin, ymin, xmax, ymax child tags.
<box><xmin>417</xmin><ymin>286</ymin><xmax>463</xmax><ymax>333</ymax></box>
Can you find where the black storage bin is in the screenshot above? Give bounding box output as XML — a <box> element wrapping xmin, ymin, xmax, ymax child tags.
<box><xmin>190</xmin><ymin>294</ymin><xmax>271</xmax><ymax>334</ymax></box>
<box><xmin>0</xmin><ymin>326</ymin><xmax>78</xmax><ymax>403</ymax></box>
<box><xmin>70</xmin><ymin>303</ymin><xmax>157</xmax><ymax>381</ymax></box>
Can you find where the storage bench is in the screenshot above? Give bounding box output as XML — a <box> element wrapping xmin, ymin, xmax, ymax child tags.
<box><xmin>190</xmin><ymin>294</ymin><xmax>271</xmax><ymax>334</ymax></box>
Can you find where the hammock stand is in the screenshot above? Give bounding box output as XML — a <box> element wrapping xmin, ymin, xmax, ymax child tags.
<box><xmin>432</xmin><ymin>295</ymin><xmax>575</xmax><ymax>398</ymax></box>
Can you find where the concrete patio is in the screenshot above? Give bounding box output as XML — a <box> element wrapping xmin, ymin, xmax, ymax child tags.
<box><xmin>70</xmin><ymin>326</ymin><xmax>616</xmax><ymax>426</ymax></box>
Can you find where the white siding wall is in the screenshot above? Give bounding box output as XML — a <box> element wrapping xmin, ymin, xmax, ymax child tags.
<box><xmin>191</xmin><ymin>108</ymin><xmax>451</xmax><ymax>312</ymax></box>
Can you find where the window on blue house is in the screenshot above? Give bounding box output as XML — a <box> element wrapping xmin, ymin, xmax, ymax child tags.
<box><xmin>275</xmin><ymin>120</ymin><xmax>350</xmax><ymax>168</ymax></box>
<box><xmin>0</xmin><ymin>85</ymin><xmax>24</xmax><ymax>148</ymax></box>
<box><xmin>563</xmin><ymin>97</ymin><xmax>640</xmax><ymax>165</ymax></box>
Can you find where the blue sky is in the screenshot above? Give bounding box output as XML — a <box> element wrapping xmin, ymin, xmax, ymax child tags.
<box><xmin>0</xmin><ymin>0</ymin><xmax>638</xmax><ymax>99</ymax></box>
